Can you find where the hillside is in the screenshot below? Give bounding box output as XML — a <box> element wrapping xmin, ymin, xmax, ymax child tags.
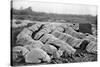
<box><xmin>11</xmin><ymin>7</ymin><xmax>97</xmax><ymax>24</ymax></box>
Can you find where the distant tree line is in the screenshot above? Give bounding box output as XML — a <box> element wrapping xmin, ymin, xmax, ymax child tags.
<box><xmin>11</xmin><ymin>7</ymin><xmax>97</xmax><ymax>24</ymax></box>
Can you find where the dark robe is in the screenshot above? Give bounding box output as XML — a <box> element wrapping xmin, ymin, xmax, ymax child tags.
<box><xmin>79</xmin><ymin>23</ymin><xmax>92</xmax><ymax>34</ymax></box>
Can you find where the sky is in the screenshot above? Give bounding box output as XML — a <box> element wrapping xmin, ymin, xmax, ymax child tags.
<box><xmin>12</xmin><ymin>0</ymin><xmax>97</xmax><ymax>16</ymax></box>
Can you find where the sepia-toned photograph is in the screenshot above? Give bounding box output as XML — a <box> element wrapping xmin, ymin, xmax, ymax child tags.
<box><xmin>11</xmin><ymin>0</ymin><xmax>97</xmax><ymax>66</ymax></box>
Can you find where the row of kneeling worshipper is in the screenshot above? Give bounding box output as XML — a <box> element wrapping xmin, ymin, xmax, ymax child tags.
<box><xmin>12</xmin><ymin>22</ymin><xmax>97</xmax><ymax>63</ymax></box>
<box><xmin>12</xmin><ymin>20</ymin><xmax>94</xmax><ymax>35</ymax></box>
